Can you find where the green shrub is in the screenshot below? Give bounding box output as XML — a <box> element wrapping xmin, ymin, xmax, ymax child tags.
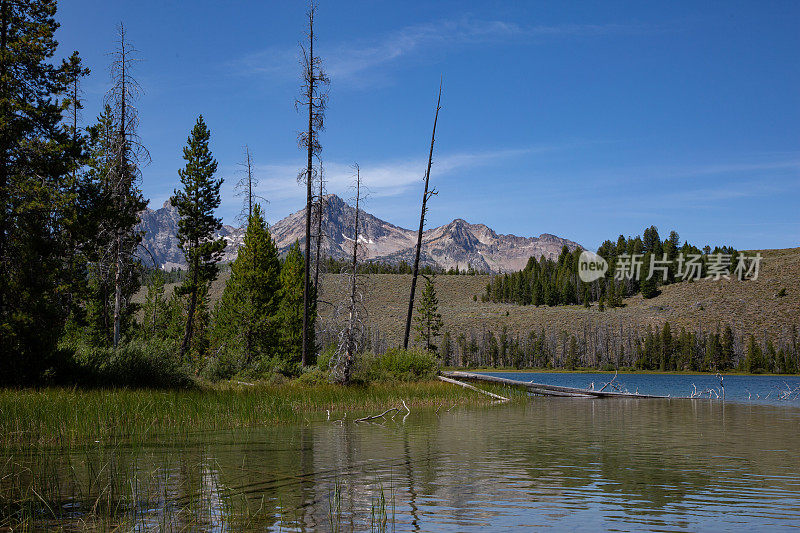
<box><xmin>353</xmin><ymin>348</ymin><xmax>439</xmax><ymax>383</ymax></box>
<box><xmin>200</xmin><ymin>351</ymin><xmax>239</xmax><ymax>381</ymax></box>
<box><xmin>317</xmin><ymin>343</ymin><xmax>337</xmax><ymax>370</ymax></box>
<box><xmin>53</xmin><ymin>339</ymin><xmax>194</xmax><ymax>388</ymax></box>
<box><xmin>294</xmin><ymin>366</ymin><xmax>330</xmax><ymax>385</ymax></box>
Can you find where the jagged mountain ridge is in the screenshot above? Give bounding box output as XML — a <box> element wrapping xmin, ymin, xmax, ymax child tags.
<box><xmin>138</xmin><ymin>194</ymin><xmax>581</xmax><ymax>273</ymax></box>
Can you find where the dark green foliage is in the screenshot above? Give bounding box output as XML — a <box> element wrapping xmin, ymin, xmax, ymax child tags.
<box><xmin>171</xmin><ymin>116</ymin><xmax>225</xmax><ymax>361</ymax></box>
<box><xmin>640</xmin><ymin>260</ymin><xmax>660</xmax><ymax>300</ymax></box>
<box><xmin>565</xmin><ymin>336</ymin><xmax>579</xmax><ymax>370</ymax></box>
<box><xmin>277</xmin><ymin>242</ymin><xmax>309</xmax><ymax>370</ymax></box>
<box><xmin>212</xmin><ymin>205</ymin><xmax>281</xmax><ymax>374</ymax></box>
<box><xmin>485</xmin><ymin>227</ymin><xmax>739</xmax><ymax>308</ymax></box>
<box><xmin>414</xmin><ymin>274</ymin><xmax>443</xmax><ymax>352</ymax></box>
<box><xmin>745</xmin><ymin>335</ymin><xmax>764</xmax><ymax>373</ymax></box>
<box><xmin>352</xmin><ymin>348</ymin><xmax>439</xmax><ymax>383</ymax></box>
<box><xmin>441</xmin><ymin>330</ymin><xmax>453</xmax><ymax>365</ymax></box>
<box><xmin>0</xmin><ymin>0</ymin><xmax>89</xmax><ymax>383</ymax></box>
<box><xmin>46</xmin><ymin>339</ymin><xmax>193</xmax><ymax>388</ymax></box>
<box><xmin>437</xmin><ymin>322</ymin><xmax>799</xmax><ymax>374</ymax></box>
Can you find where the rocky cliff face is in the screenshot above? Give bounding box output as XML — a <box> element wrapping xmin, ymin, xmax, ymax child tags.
<box><xmin>138</xmin><ymin>194</ymin><xmax>581</xmax><ymax>273</ymax></box>
<box><xmin>137</xmin><ymin>200</ymin><xmax>244</xmax><ymax>270</ymax></box>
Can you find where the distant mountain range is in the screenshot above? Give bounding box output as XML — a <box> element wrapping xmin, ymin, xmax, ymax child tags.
<box><xmin>138</xmin><ymin>194</ymin><xmax>581</xmax><ymax>273</ymax></box>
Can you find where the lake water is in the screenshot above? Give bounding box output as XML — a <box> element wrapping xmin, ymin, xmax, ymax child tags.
<box><xmin>8</xmin><ymin>374</ymin><xmax>800</xmax><ymax>531</ymax></box>
<box><xmin>486</xmin><ymin>371</ymin><xmax>800</xmax><ymax>405</ymax></box>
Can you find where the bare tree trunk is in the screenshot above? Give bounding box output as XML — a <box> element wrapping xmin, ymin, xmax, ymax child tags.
<box><xmin>301</xmin><ymin>8</ymin><xmax>316</xmax><ymax>368</ymax></box>
<box><xmin>345</xmin><ymin>167</ymin><xmax>362</xmax><ymax>374</ymax></box>
<box><xmin>245</xmin><ymin>145</ymin><xmax>253</xmax><ymax>220</ymax></box>
<box><xmin>313</xmin><ymin>164</ymin><xmax>325</xmax><ymax>291</ymax></box>
<box><xmin>0</xmin><ymin>0</ymin><xmax>8</xmax><ymax>322</ymax></box>
<box><xmin>112</xmin><ymin>29</ymin><xmax>128</xmax><ymax>348</ymax></box>
<box><xmin>403</xmin><ymin>81</ymin><xmax>442</xmax><ymax>349</ymax></box>
<box><xmin>113</xmin><ymin>233</ymin><xmax>122</xmax><ymax>346</ymax></box>
<box><xmin>180</xmin><ymin>257</ymin><xmax>199</xmax><ymax>361</ymax></box>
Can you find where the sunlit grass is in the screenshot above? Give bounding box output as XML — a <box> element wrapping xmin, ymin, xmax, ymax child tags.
<box><xmin>0</xmin><ymin>381</ymin><xmax>523</xmax><ymax>529</ymax></box>
<box><xmin>0</xmin><ymin>381</ymin><xmax>524</xmax><ymax>448</ymax></box>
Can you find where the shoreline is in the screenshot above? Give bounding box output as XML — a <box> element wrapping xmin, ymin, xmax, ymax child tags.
<box><xmin>452</xmin><ymin>367</ymin><xmax>795</xmax><ymax>377</ymax></box>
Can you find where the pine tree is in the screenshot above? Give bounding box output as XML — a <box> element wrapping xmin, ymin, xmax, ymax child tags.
<box><xmin>171</xmin><ymin>116</ymin><xmax>225</xmax><ymax>362</ymax></box>
<box><xmin>566</xmin><ymin>336</ymin><xmax>579</xmax><ymax>370</ymax></box>
<box><xmin>414</xmin><ymin>274</ymin><xmax>443</xmax><ymax>353</ymax></box>
<box><xmin>745</xmin><ymin>335</ymin><xmax>762</xmax><ymax>373</ymax></box>
<box><xmin>640</xmin><ymin>253</ymin><xmax>660</xmax><ymax>299</ymax></box>
<box><xmin>277</xmin><ymin>242</ymin><xmax>307</xmax><ymax>369</ymax></box>
<box><xmin>140</xmin><ymin>268</ymin><xmax>167</xmax><ymax>336</ymax></box>
<box><xmin>0</xmin><ymin>0</ymin><xmax>86</xmax><ymax>382</ymax></box>
<box><xmin>441</xmin><ymin>330</ymin><xmax>453</xmax><ymax>365</ymax></box>
<box><xmin>661</xmin><ymin>322</ymin><xmax>672</xmax><ymax>371</ymax></box>
<box><xmin>213</xmin><ymin>204</ymin><xmax>281</xmax><ymax>369</ymax></box>
<box><xmin>720</xmin><ymin>325</ymin><xmax>734</xmax><ymax>370</ymax></box>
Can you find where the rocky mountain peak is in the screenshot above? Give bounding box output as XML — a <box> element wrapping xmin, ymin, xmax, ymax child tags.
<box><xmin>138</xmin><ymin>195</ymin><xmax>581</xmax><ymax>273</ymax></box>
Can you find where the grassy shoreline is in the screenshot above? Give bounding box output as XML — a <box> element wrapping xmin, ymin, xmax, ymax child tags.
<box><xmin>0</xmin><ymin>380</ymin><xmax>524</xmax><ymax>448</ymax></box>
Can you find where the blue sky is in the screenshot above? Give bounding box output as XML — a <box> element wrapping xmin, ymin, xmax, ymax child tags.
<box><xmin>56</xmin><ymin>1</ymin><xmax>799</xmax><ymax>251</ymax></box>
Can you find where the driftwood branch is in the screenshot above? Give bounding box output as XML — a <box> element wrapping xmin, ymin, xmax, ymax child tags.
<box><xmin>355</xmin><ymin>408</ymin><xmax>398</xmax><ymax>423</ymax></box>
<box><xmin>438</xmin><ymin>375</ymin><xmax>509</xmax><ymax>401</ymax></box>
<box><xmin>599</xmin><ymin>370</ymin><xmax>618</xmax><ymax>392</ymax></box>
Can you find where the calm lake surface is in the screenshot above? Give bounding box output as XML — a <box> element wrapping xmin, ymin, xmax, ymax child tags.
<box><xmin>10</xmin><ymin>374</ymin><xmax>800</xmax><ymax>531</ymax></box>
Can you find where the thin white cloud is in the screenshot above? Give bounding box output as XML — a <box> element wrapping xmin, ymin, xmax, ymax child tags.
<box><xmin>543</xmin><ymin>154</ymin><xmax>800</xmax><ymax>190</ymax></box>
<box><xmin>232</xmin><ymin>18</ymin><xmax>650</xmax><ymax>85</ymax></box>
<box><xmin>215</xmin><ymin>145</ymin><xmax>545</xmax><ymax>224</ymax></box>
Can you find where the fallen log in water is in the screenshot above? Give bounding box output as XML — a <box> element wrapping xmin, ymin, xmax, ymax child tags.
<box><xmin>437</xmin><ymin>375</ymin><xmax>510</xmax><ymax>401</ymax></box>
<box><xmin>440</xmin><ymin>371</ymin><xmax>669</xmax><ymax>399</ymax></box>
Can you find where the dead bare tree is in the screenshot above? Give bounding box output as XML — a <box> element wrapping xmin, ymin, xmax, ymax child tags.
<box><xmin>312</xmin><ymin>159</ymin><xmax>326</xmax><ymax>291</ymax></box>
<box><xmin>297</xmin><ymin>1</ymin><xmax>329</xmax><ymax>366</ymax></box>
<box><xmin>105</xmin><ymin>23</ymin><xmax>149</xmax><ymax>347</ymax></box>
<box><xmin>234</xmin><ymin>145</ymin><xmax>266</xmax><ymax>224</ymax></box>
<box><xmin>331</xmin><ymin>165</ymin><xmax>366</xmax><ymax>384</ymax></box>
<box><xmin>403</xmin><ymin>81</ymin><xmax>442</xmax><ymax>350</ymax></box>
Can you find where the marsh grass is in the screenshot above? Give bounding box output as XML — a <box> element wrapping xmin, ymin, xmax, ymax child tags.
<box><xmin>0</xmin><ymin>381</ymin><xmax>523</xmax><ymax>448</ymax></box>
<box><xmin>0</xmin><ymin>448</ymin><xmax>285</xmax><ymax>531</ymax></box>
<box><xmin>0</xmin><ymin>381</ymin><xmax>522</xmax><ymax>529</ymax></box>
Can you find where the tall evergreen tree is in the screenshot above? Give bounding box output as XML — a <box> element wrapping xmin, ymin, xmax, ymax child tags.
<box><xmin>744</xmin><ymin>335</ymin><xmax>763</xmax><ymax>373</ymax></box>
<box><xmin>213</xmin><ymin>204</ymin><xmax>281</xmax><ymax>369</ymax></box>
<box><xmin>0</xmin><ymin>0</ymin><xmax>86</xmax><ymax>382</ymax></box>
<box><xmin>414</xmin><ymin>274</ymin><xmax>444</xmax><ymax>353</ymax></box>
<box><xmin>277</xmin><ymin>242</ymin><xmax>307</xmax><ymax>368</ymax></box>
<box><xmin>171</xmin><ymin>116</ymin><xmax>225</xmax><ymax>362</ymax></box>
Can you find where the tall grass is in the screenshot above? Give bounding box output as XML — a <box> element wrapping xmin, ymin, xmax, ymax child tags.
<box><xmin>0</xmin><ymin>381</ymin><xmax>523</xmax><ymax>448</ymax></box>
<box><xmin>0</xmin><ymin>381</ymin><xmax>522</xmax><ymax>530</ymax></box>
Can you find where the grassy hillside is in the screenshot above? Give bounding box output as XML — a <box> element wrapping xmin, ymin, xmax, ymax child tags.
<box><xmin>138</xmin><ymin>247</ymin><xmax>799</xmax><ymax>347</ymax></box>
<box><xmin>318</xmin><ymin>247</ymin><xmax>799</xmax><ymax>347</ymax></box>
